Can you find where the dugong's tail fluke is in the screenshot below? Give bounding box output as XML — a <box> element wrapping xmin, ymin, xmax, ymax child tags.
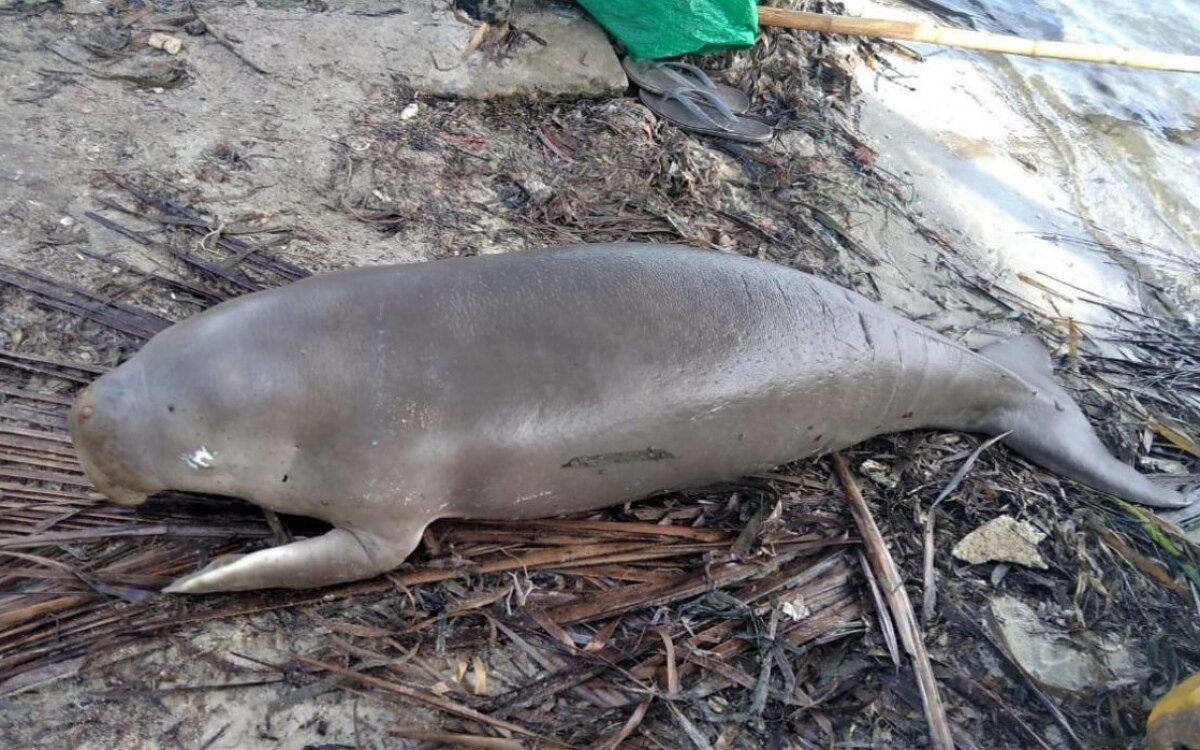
<box><xmin>979</xmin><ymin>335</ymin><xmax>1191</xmax><ymax>509</ymax></box>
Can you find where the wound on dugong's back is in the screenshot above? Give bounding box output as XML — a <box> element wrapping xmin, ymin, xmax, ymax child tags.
<box><xmin>562</xmin><ymin>447</ymin><xmax>677</xmax><ymax>469</ymax></box>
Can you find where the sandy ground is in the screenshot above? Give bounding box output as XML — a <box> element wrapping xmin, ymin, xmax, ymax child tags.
<box><xmin>1</xmin><ymin>1</ymin><xmax>1003</xmax><ymax>326</ymax></box>
<box><xmin>4</xmin><ymin>620</ymin><xmax>437</xmax><ymax>750</ymax></box>
<box><xmin>2</xmin><ymin>1</ymin><xmax>1197</xmax><ymax>748</ymax></box>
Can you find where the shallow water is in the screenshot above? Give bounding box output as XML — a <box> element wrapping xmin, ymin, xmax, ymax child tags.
<box><xmin>911</xmin><ymin>0</ymin><xmax>1200</xmax><ymax>314</ymax></box>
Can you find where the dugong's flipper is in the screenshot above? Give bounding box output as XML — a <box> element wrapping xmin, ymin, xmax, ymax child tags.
<box><xmin>163</xmin><ymin>525</ymin><xmax>424</xmax><ymax>594</ymax></box>
<box><xmin>981</xmin><ymin>335</ymin><xmax>1191</xmax><ymax>509</ymax></box>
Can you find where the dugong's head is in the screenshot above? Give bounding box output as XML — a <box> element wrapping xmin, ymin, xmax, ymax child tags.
<box><xmin>69</xmin><ymin>361</ymin><xmax>167</xmax><ymax>506</ymax></box>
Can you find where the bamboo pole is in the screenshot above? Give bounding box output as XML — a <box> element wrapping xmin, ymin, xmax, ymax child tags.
<box><xmin>757</xmin><ymin>7</ymin><xmax>1200</xmax><ymax>73</ymax></box>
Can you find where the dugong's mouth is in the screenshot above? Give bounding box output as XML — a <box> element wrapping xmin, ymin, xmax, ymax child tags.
<box><xmin>75</xmin><ymin>448</ymin><xmax>152</xmax><ymax>506</ymax></box>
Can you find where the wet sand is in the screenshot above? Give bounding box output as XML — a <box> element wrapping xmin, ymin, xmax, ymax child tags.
<box><xmin>847</xmin><ymin>0</ymin><xmax>1198</xmax><ymax>330</ymax></box>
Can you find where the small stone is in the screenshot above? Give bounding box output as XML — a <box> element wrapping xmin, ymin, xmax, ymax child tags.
<box><xmin>399</xmin><ymin>102</ymin><xmax>420</xmax><ymax>121</ymax></box>
<box><xmin>184</xmin><ymin>20</ymin><xmax>208</xmax><ymax>36</ymax></box>
<box><xmin>147</xmin><ymin>32</ymin><xmax>183</xmax><ymax>55</ymax></box>
<box><xmin>59</xmin><ymin>216</ymin><xmax>75</xmax><ymax>227</ymax></box>
<box><xmin>860</xmin><ymin>459</ymin><xmax>896</xmax><ymax>489</ymax></box>
<box><xmin>953</xmin><ymin>515</ymin><xmax>1047</xmax><ymax>569</ymax></box>
<box><xmin>781</xmin><ymin>594</ymin><xmax>810</xmax><ymax>621</ymax></box>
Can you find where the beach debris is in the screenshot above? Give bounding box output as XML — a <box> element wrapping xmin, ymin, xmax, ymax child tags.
<box><xmin>859</xmin><ymin>458</ymin><xmax>897</xmax><ymax>488</ymax></box>
<box><xmin>952</xmin><ymin>515</ymin><xmax>1048</xmax><ymax>569</ymax></box>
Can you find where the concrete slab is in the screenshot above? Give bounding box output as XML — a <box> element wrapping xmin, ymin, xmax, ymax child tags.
<box><xmin>207</xmin><ymin>0</ymin><xmax>626</xmax><ymax>101</ymax></box>
<box><xmin>437</xmin><ymin>0</ymin><xmax>628</xmax><ymax>100</ymax></box>
<box><xmin>990</xmin><ymin>596</ymin><xmax>1137</xmax><ymax>695</ymax></box>
<box><xmin>952</xmin><ymin>515</ymin><xmax>1048</xmax><ymax>569</ymax></box>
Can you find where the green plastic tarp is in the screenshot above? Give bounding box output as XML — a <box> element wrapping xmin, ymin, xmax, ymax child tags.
<box><xmin>575</xmin><ymin>0</ymin><xmax>758</xmax><ymax>61</ymax></box>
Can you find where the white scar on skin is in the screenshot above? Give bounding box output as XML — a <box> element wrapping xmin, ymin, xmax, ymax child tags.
<box><xmin>181</xmin><ymin>446</ymin><xmax>216</xmax><ymax>469</ymax></box>
<box><xmin>516</xmin><ymin>490</ymin><xmax>553</xmax><ymax>504</ymax></box>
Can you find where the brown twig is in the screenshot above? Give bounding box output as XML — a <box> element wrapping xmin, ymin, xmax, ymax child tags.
<box><xmin>832</xmin><ymin>453</ymin><xmax>955</xmax><ymax>750</ymax></box>
<box><xmin>389</xmin><ymin>730</ymin><xmax>524</xmax><ymax>749</ymax></box>
<box><xmin>859</xmin><ymin>550</ymin><xmax>900</xmax><ymax>666</ymax></box>
<box><xmin>602</xmin><ymin>696</ymin><xmax>653</xmax><ymax>750</ymax></box>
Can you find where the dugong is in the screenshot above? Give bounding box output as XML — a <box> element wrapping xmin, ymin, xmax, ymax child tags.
<box><xmin>66</xmin><ymin>244</ymin><xmax>1190</xmax><ymax>594</ymax></box>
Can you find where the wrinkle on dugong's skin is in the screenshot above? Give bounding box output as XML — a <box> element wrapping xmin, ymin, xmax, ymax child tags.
<box><xmin>67</xmin><ymin>243</ymin><xmax>1193</xmax><ymax>594</ymax></box>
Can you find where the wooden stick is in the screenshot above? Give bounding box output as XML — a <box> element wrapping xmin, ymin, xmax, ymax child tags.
<box><xmin>757</xmin><ymin>7</ymin><xmax>1200</xmax><ymax>73</ymax></box>
<box><xmin>389</xmin><ymin>730</ymin><xmax>524</xmax><ymax>750</ymax></box>
<box><xmin>831</xmin><ymin>453</ymin><xmax>955</xmax><ymax>750</ymax></box>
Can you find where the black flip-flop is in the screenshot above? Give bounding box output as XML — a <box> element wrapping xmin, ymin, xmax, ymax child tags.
<box><xmin>639</xmin><ymin>86</ymin><xmax>773</xmax><ymax>144</ymax></box>
<box><xmin>622</xmin><ymin>57</ymin><xmax>752</xmax><ymax>115</ymax></box>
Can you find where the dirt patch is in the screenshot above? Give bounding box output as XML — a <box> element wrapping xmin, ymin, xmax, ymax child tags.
<box><xmin>1</xmin><ymin>1</ymin><xmax>1198</xmax><ymax>749</ymax></box>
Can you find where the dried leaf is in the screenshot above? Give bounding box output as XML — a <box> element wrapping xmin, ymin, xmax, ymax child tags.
<box><xmin>470</xmin><ymin>655</ymin><xmax>488</xmax><ymax>696</ymax></box>
<box><xmin>1147</xmin><ymin>417</ymin><xmax>1200</xmax><ymax>459</ymax></box>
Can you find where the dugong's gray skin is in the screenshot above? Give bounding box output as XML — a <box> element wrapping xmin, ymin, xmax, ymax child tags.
<box><xmin>67</xmin><ymin>244</ymin><xmax>1190</xmax><ymax>594</ymax></box>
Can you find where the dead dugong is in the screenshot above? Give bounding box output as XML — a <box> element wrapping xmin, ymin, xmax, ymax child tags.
<box><xmin>67</xmin><ymin>243</ymin><xmax>1190</xmax><ymax>594</ymax></box>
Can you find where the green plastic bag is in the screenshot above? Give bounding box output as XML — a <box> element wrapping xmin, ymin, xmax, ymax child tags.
<box><xmin>576</xmin><ymin>0</ymin><xmax>758</xmax><ymax>61</ymax></box>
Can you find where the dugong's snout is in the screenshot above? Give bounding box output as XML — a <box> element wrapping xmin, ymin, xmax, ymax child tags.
<box><xmin>69</xmin><ymin>366</ymin><xmax>165</xmax><ymax>506</ymax></box>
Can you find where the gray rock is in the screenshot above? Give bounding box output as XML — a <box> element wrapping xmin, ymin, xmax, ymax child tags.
<box><xmin>990</xmin><ymin>596</ymin><xmax>1138</xmax><ymax>695</ymax></box>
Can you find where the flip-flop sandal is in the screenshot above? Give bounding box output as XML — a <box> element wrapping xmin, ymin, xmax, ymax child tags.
<box><xmin>639</xmin><ymin>86</ymin><xmax>773</xmax><ymax>144</ymax></box>
<box><xmin>622</xmin><ymin>57</ymin><xmax>752</xmax><ymax>115</ymax></box>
